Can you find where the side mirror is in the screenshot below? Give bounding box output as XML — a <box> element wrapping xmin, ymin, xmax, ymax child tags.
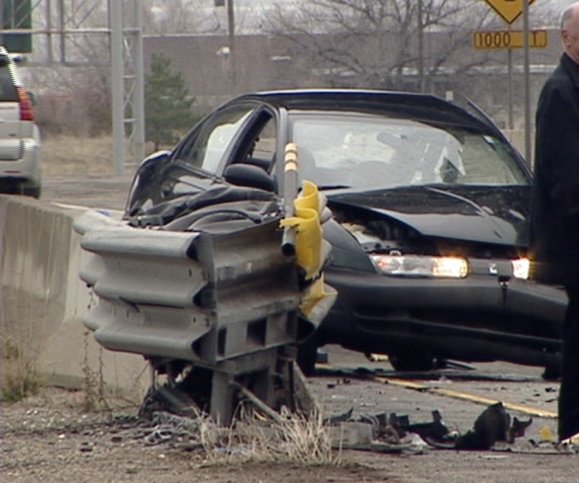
<box><xmin>124</xmin><ymin>150</ymin><xmax>172</xmax><ymax>216</ymax></box>
<box><xmin>224</xmin><ymin>163</ymin><xmax>276</xmax><ymax>192</ymax></box>
<box><xmin>139</xmin><ymin>149</ymin><xmax>171</xmax><ymax>167</ymax></box>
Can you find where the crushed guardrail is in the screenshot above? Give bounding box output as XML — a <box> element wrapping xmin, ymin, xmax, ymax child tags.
<box><xmin>74</xmin><ymin>170</ymin><xmax>336</xmax><ymax>425</ymax></box>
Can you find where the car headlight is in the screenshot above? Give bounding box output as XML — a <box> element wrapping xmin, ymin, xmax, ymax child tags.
<box><xmin>512</xmin><ymin>257</ymin><xmax>530</xmax><ymax>280</ymax></box>
<box><xmin>370</xmin><ymin>254</ymin><xmax>469</xmax><ymax>278</ymax></box>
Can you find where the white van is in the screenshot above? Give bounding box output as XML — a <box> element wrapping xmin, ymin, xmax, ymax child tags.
<box><xmin>0</xmin><ymin>46</ymin><xmax>41</xmax><ymax>198</ymax></box>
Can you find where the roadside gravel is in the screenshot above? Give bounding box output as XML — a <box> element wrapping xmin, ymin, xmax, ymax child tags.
<box><xmin>2</xmin><ymin>352</ymin><xmax>579</xmax><ymax>483</ymax></box>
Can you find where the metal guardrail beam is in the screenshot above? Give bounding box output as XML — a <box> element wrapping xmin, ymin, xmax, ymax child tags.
<box><xmin>74</xmin><ymin>210</ymin><xmax>303</xmax><ymax>365</ymax></box>
<box><xmin>74</xmin><ymin>173</ymin><xmax>335</xmax><ymax>424</ymax></box>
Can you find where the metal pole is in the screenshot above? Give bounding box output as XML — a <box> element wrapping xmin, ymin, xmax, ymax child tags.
<box><xmin>57</xmin><ymin>0</ymin><xmax>66</xmax><ymax>62</ymax></box>
<box><xmin>523</xmin><ymin>0</ymin><xmax>532</xmax><ymax>163</ymax></box>
<box><xmin>507</xmin><ymin>48</ymin><xmax>513</xmax><ymax>130</ymax></box>
<box><xmin>110</xmin><ymin>0</ymin><xmax>125</xmax><ymax>175</ymax></box>
<box><xmin>281</xmin><ymin>143</ymin><xmax>299</xmax><ymax>256</ymax></box>
<box><xmin>46</xmin><ymin>0</ymin><xmax>53</xmax><ymax>64</ymax></box>
<box><xmin>132</xmin><ymin>0</ymin><xmax>145</xmax><ymax>167</ymax></box>
<box><xmin>417</xmin><ymin>0</ymin><xmax>424</xmax><ymax>92</ymax></box>
<box><xmin>507</xmin><ymin>21</ymin><xmax>514</xmax><ymax>131</ymax></box>
<box><xmin>0</xmin><ymin>2</ymin><xmax>4</xmax><ymax>46</ymax></box>
<box><xmin>227</xmin><ymin>0</ymin><xmax>236</xmax><ymax>89</ymax></box>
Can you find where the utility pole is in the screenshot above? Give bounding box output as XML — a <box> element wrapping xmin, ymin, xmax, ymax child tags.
<box><xmin>0</xmin><ymin>2</ymin><xmax>4</xmax><ymax>46</ymax></box>
<box><xmin>110</xmin><ymin>0</ymin><xmax>124</xmax><ymax>176</ymax></box>
<box><xmin>227</xmin><ymin>0</ymin><xmax>236</xmax><ymax>88</ymax></box>
<box><xmin>109</xmin><ymin>0</ymin><xmax>145</xmax><ymax>175</ymax></box>
<box><xmin>507</xmin><ymin>23</ymin><xmax>514</xmax><ymax>130</ymax></box>
<box><xmin>522</xmin><ymin>0</ymin><xmax>532</xmax><ymax>163</ymax></box>
<box><xmin>417</xmin><ymin>0</ymin><xmax>425</xmax><ymax>92</ymax></box>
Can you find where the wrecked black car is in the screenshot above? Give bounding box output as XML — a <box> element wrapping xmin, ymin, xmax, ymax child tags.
<box><xmin>125</xmin><ymin>89</ymin><xmax>566</xmax><ymax>376</ymax></box>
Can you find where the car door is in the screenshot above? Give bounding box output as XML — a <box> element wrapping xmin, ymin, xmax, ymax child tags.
<box><xmin>230</xmin><ymin>109</ymin><xmax>278</xmax><ymax>163</ymax></box>
<box><xmin>159</xmin><ymin>102</ymin><xmax>261</xmax><ymax>198</ymax></box>
<box><xmin>126</xmin><ymin>102</ymin><xmax>261</xmax><ymax>216</ymax></box>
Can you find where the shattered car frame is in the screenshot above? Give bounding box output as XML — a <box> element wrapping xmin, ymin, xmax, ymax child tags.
<box><xmin>125</xmin><ymin>89</ymin><xmax>566</xmax><ymax>375</ymax></box>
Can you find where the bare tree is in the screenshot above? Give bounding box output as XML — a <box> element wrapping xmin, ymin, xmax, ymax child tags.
<box><xmin>26</xmin><ymin>2</ymin><xmax>112</xmax><ymax>136</ymax></box>
<box><xmin>142</xmin><ymin>0</ymin><xmax>260</xmax><ymax>36</ymax></box>
<box><xmin>143</xmin><ymin>0</ymin><xmax>222</xmax><ymax>34</ymax></box>
<box><xmin>264</xmin><ymin>0</ymin><xmax>505</xmax><ymax>93</ymax></box>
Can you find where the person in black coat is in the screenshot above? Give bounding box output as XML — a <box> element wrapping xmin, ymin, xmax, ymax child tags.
<box><xmin>530</xmin><ymin>2</ymin><xmax>579</xmax><ymax>443</ymax></box>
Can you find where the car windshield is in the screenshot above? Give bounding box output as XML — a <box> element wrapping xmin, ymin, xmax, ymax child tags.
<box><xmin>289</xmin><ymin>111</ymin><xmax>529</xmax><ymax>190</ymax></box>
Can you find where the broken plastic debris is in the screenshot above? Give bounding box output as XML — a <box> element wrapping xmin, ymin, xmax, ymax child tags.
<box><xmin>403</xmin><ymin>433</ymin><xmax>429</xmax><ymax>449</ymax></box>
<box><xmin>539</xmin><ymin>426</ymin><xmax>556</xmax><ymax>443</ymax></box>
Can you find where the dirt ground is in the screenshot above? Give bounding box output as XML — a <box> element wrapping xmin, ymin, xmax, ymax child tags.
<box><xmin>3</xmin><ymin>351</ymin><xmax>579</xmax><ymax>483</ymax></box>
<box><xmin>0</xmin><ymin>387</ymin><xmax>383</xmax><ymax>483</ymax></box>
<box><xmin>3</xmin><ymin>137</ymin><xmax>579</xmax><ymax>482</ymax></box>
<box><xmin>1</xmin><ymin>371</ymin><xmax>578</xmax><ymax>483</ymax></box>
<box><xmin>41</xmin><ymin>135</ymin><xmax>116</xmax><ymax>177</ymax></box>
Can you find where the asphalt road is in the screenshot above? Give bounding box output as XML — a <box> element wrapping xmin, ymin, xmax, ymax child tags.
<box><xmin>39</xmin><ymin>174</ymin><xmax>578</xmax><ymax>482</ymax></box>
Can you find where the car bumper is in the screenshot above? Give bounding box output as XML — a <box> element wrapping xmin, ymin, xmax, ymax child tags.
<box><xmin>321</xmin><ymin>268</ymin><xmax>566</xmax><ymax>365</ymax></box>
<box><xmin>0</xmin><ymin>137</ymin><xmax>42</xmax><ymax>185</ymax></box>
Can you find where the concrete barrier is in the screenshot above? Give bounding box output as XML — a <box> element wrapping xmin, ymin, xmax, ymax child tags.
<box><xmin>0</xmin><ymin>195</ymin><xmax>149</xmax><ymax>401</ymax></box>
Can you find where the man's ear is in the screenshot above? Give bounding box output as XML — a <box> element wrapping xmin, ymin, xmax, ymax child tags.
<box><xmin>562</xmin><ymin>30</ymin><xmax>572</xmax><ymax>49</ymax></box>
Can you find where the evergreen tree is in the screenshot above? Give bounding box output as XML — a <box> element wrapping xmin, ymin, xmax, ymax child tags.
<box><xmin>145</xmin><ymin>53</ymin><xmax>198</xmax><ymax>150</ymax></box>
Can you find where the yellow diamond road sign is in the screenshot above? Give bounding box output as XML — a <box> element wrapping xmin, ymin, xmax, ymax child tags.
<box><xmin>484</xmin><ymin>0</ymin><xmax>537</xmax><ymax>25</ymax></box>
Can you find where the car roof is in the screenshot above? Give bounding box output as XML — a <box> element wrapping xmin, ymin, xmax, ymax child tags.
<box><xmin>231</xmin><ymin>89</ymin><xmax>495</xmax><ymax>132</ymax></box>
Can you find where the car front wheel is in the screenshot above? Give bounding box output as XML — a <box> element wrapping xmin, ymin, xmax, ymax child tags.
<box><xmin>542</xmin><ymin>364</ymin><xmax>561</xmax><ymax>381</ymax></box>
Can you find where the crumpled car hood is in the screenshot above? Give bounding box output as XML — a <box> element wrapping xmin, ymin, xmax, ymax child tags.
<box><xmin>327</xmin><ymin>185</ymin><xmax>531</xmax><ymax>246</ymax></box>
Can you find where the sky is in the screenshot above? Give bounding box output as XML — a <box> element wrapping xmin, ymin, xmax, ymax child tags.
<box><xmin>230</xmin><ymin>0</ymin><xmax>571</xmax><ymax>31</ymax></box>
<box><xmin>149</xmin><ymin>0</ymin><xmax>576</xmax><ymax>33</ymax></box>
<box><xmin>223</xmin><ymin>0</ymin><xmax>577</xmax><ymax>24</ymax></box>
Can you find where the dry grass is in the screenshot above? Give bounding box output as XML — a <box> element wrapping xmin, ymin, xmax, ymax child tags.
<box><xmin>148</xmin><ymin>404</ymin><xmax>340</xmax><ymax>467</ymax></box>
<box><xmin>199</xmin><ymin>405</ymin><xmax>340</xmax><ymax>467</ymax></box>
<box><xmin>0</xmin><ymin>339</ymin><xmax>41</xmax><ymax>402</ymax></box>
<box><xmin>256</xmin><ymin>407</ymin><xmax>338</xmax><ymax>465</ymax></box>
<box><xmin>42</xmin><ymin>135</ymin><xmax>115</xmax><ymax>177</ymax></box>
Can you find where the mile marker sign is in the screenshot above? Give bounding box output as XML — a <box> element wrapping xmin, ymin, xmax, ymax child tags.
<box><xmin>474</xmin><ymin>29</ymin><xmax>548</xmax><ymax>49</ymax></box>
<box><xmin>484</xmin><ymin>0</ymin><xmax>537</xmax><ymax>25</ymax></box>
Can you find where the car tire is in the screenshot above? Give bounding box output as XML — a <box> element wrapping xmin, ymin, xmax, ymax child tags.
<box><xmin>542</xmin><ymin>364</ymin><xmax>561</xmax><ymax>381</ymax></box>
<box><xmin>24</xmin><ymin>183</ymin><xmax>41</xmax><ymax>199</ymax></box>
<box><xmin>388</xmin><ymin>353</ymin><xmax>436</xmax><ymax>372</ymax></box>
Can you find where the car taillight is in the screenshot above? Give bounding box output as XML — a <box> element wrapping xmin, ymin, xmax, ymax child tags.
<box><xmin>17</xmin><ymin>87</ymin><xmax>34</xmax><ymax>121</ymax></box>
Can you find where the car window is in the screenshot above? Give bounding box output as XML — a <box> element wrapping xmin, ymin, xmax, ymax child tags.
<box><xmin>230</xmin><ymin>112</ymin><xmax>278</xmax><ymax>172</ymax></box>
<box><xmin>0</xmin><ymin>60</ymin><xmax>18</xmax><ymax>101</ymax></box>
<box><xmin>174</xmin><ymin>104</ymin><xmax>255</xmax><ymax>173</ymax></box>
<box><xmin>250</xmin><ymin>117</ymin><xmax>276</xmax><ymax>164</ymax></box>
<box><xmin>290</xmin><ymin>112</ymin><xmax>529</xmax><ymax>189</ymax></box>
